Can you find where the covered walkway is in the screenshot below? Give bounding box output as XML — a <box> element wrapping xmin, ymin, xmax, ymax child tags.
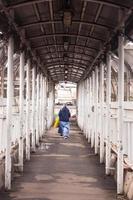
<box><xmin>0</xmin><ymin>0</ymin><xmax>133</xmax><ymax>199</ymax></box>
<box><xmin>0</xmin><ymin>123</ymin><xmax>116</xmax><ymax>200</ymax></box>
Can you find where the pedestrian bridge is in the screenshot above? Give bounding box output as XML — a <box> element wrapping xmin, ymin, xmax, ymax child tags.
<box><xmin>0</xmin><ymin>0</ymin><xmax>133</xmax><ymax>199</ymax></box>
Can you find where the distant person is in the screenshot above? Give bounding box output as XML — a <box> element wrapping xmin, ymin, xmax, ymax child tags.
<box><xmin>58</xmin><ymin>104</ymin><xmax>71</xmax><ymax>139</ymax></box>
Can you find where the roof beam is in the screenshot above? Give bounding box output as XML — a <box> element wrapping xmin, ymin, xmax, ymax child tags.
<box><xmin>33</xmin><ymin>44</ymin><xmax>98</xmax><ymax>52</ymax></box>
<box><xmin>40</xmin><ymin>51</ymin><xmax>94</xmax><ymax>59</ymax></box>
<box><xmin>82</xmin><ymin>6</ymin><xmax>133</xmax><ymax>80</ymax></box>
<box><xmin>73</xmin><ymin>1</ymin><xmax>87</xmax><ymax>79</ymax></box>
<box><xmin>0</xmin><ymin>1</ymin><xmax>46</xmax><ymax>75</ymax></box>
<box><xmin>45</xmin><ymin>62</ymin><xmax>88</xmax><ymax>69</ymax></box>
<box><xmin>29</xmin><ymin>33</ymin><xmax>105</xmax><ymax>42</ymax></box>
<box><xmin>84</xmin><ymin>0</ymin><xmax>130</xmax><ymax>9</ymax></box>
<box><xmin>51</xmin><ymin>73</ymin><xmax>81</xmax><ymax>78</ymax></box>
<box><xmin>5</xmin><ymin>0</ymin><xmax>52</xmax><ymax>9</ymax></box>
<box><xmin>44</xmin><ymin>57</ymin><xmax>91</xmax><ymax>65</ymax></box>
<box><xmin>6</xmin><ymin>0</ymin><xmax>130</xmax><ymax>10</ymax></box>
<box><xmin>19</xmin><ymin>20</ymin><xmax>113</xmax><ymax>30</ymax></box>
<box><xmin>49</xmin><ymin>66</ymin><xmax>85</xmax><ymax>72</ymax></box>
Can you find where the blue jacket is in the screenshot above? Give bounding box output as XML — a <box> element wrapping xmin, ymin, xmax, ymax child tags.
<box><xmin>59</xmin><ymin>106</ymin><xmax>71</xmax><ymax>122</ymax></box>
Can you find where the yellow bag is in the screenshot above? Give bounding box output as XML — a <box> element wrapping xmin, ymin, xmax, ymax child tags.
<box><xmin>53</xmin><ymin>116</ymin><xmax>60</xmax><ymax>128</ymax></box>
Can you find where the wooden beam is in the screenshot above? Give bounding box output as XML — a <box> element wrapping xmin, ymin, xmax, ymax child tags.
<box><xmin>29</xmin><ymin>33</ymin><xmax>105</xmax><ymax>43</ymax></box>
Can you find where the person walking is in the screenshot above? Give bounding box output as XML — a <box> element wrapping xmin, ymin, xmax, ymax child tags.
<box><xmin>58</xmin><ymin>104</ymin><xmax>71</xmax><ymax>139</ymax></box>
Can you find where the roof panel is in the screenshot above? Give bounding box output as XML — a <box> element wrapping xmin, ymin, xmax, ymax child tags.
<box><xmin>1</xmin><ymin>0</ymin><xmax>133</xmax><ymax>83</ymax></box>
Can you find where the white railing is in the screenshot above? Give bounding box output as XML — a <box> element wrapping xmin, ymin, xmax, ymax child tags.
<box><xmin>81</xmin><ymin>101</ymin><xmax>133</xmax><ymax>165</ymax></box>
<box><xmin>0</xmin><ymin>104</ymin><xmax>33</xmax><ymax>154</ymax></box>
<box><xmin>78</xmin><ymin>94</ymin><xmax>133</xmax><ymax>165</ymax></box>
<box><xmin>109</xmin><ymin>102</ymin><xmax>133</xmax><ymax>163</ymax></box>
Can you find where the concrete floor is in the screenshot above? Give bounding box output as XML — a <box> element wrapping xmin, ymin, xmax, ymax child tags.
<box><xmin>0</xmin><ymin>122</ymin><xmax>116</xmax><ymax>200</ymax></box>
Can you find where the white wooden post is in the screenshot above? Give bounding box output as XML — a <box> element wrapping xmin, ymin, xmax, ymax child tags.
<box><xmin>91</xmin><ymin>71</ymin><xmax>95</xmax><ymax>148</ymax></box>
<box><xmin>45</xmin><ymin>77</ymin><xmax>48</xmax><ymax>131</ymax></box>
<box><xmin>95</xmin><ymin>67</ymin><xmax>99</xmax><ymax>154</ymax></box>
<box><xmin>88</xmin><ymin>77</ymin><xmax>92</xmax><ymax>143</ymax></box>
<box><xmin>5</xmin><ymin>35</ymin><xmax>14</xmax><ymax>190</ymax></box>
<box><xmin>86</xmin><ymin>78</ymin><xmax>89</xmax><ymax>139</ymax></box>
<box><xmin>82</xmin><ymin>82</ymin><xmax>85</xmax><ymax>131</ymax></box>
<box><xmin>105</xmin><ymin>52</ymin><xmax>111</xmax><ymax>175</ymax></box>
<box><xmin>39</xmin><ymin>74</ymin><xmax>42</xmax><ymax>138</ymax></box>
<box><xmin>50</xmin><ymin>83</ymin><xmax>54</xmax><ymax>127</ymax></box>
<box><xmin>100</xmin><ymin>63</ymin><xmax>105</xmax><ymax>163</ymax></box>
<box><xmin>41</xmin><ymin>76</ymin><xmax>44</xmax><ymax>134</ymax></box>
<box><xmin>19</xmin><ymin>51</ymin><xmax>25</xmax><ymax>172</ymax></box>
<box><xmin>39</xmin><ymin>75</ymin><xmax>42</xmax><ymax>137</ymax></box>
<box><xmin>41</xmin><ymin>75</ymin><xmax>44</xmax><ymax>135</ymax></box>
<box><xmin>77</xmin><ymin>84</ymin><xmax>80</xmax><ymax>127</ymax></box>
<box><xmin>83</xmin><ymin>81</ymin><xmax>86</xmax><ymax>135</ymax></box>
<box><xmin>36</xmin><ymin>73</ymin><xmax>40</xmax><ymax>145</ymax></box>
<box><xmin>31</xmin><ymin>67</ymin><xmax>36</xmax><ymax>152</ymax></box>
<box><xmin>117</xmin><ymin>30</ymin><xmax>124</xmax><ymax>194</ymax></box>
<box><xmin>43</xmin><ymin>77</ymin><xmax>47</xmax><ymax>133</ymax></box>
<box><xmin>26</xmin><ymin>59</ymin><xmax>31</xmax><ymax>160</ymax></box>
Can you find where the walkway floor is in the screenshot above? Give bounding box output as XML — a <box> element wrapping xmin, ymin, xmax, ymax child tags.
<box><xmin>0</xmin><ymin>122</ymin><xmax>116</xmax><ymax>200</ymax></box>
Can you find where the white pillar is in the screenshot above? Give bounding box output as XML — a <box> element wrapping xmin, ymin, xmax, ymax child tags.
<box><xmin>85</xmin><ymin>79</ymin><xmax>88</xmax><ymax>138</ymax></box>
<box><xmin>88</xmin><ymin>77</ymin><xmax>92</xmax><ymax>143</ymax></box>
<box><xmin>91</xmin><ymin>71</ymin><xmax>95</xmax><ymax>148</ymax></box>
<box><xmin>36</xmin><ymin>73</ymin><xmax>40</xmax><ymax>145</ymax></box>
<box><xmin>43</xmin><ymin>77</ymin><xmax>47</xmax><ymax>133</ymax></box>
<box><xmin>106</xmin><ymin>52</ymin><xmax>111</xmax><ymax>175</ymax></box>
<box><xmin>31</xmin><ymin>67</ymin><xmax>36</xmax><ymax>152</ymax></box>
<box><xmin>45</xmin><ymin>77</ymin><xmax>48</xmax><ymax>131</ymax></box>
<box><xmin>41</xmin><ymin>76</ymin><xmax>44</xmax><ymax>134</ymax></box>
<box><xmin>39</xmin><ymin>74</ymin><xmax>42</xmax><ymax>138</ymax></box>
<box><xmin>95</xmin><ymin>67</ymin><xmax>99</xmax><ymax>154</ymax></box>
<box><xmin>100</xmin><ymin>63</ymin><xmax>105</xmax><ymax>163</ymax></box>
<box><xmin>117</xmin><ymin>31</ymin><xmax>124</xmax><ymax>194</ymax></box>
<box><xmin>19</xmin><ymin>51</ymin><xmax>25</xmax><ymax>172</ymax></box>
<box><xmin>5</xmin><ymin>36</ymin><xmax>14</xmax><ymax>189</ymax></box>
<box><xmin>26</xmin><ymin>59</ymin><xmax>31</xmax><ymax>160</ymax></box>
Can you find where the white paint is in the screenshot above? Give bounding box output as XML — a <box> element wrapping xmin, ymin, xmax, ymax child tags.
<box><xmin>19</xmin><ymin>51</ymin><xmax>25</xmax><ymax>171</ymax></box>
<box><xmin>91</xmin><ymin>71</ymin><xmax>95</xmax><ymax>148</ymax></box>
<box><xmin>25</xmin><ymin>59</ymin><xmax>31</xmax><ymax>160</ymax></box>
<box><xmin>31</xmin><ymin>67</ymin><xmax>36</xmax><ymax>152</ymax></box>
<box><xmin>100</xmin><ymin>63</ymin><xmax>105</xmax><ymax>163</ymax></box>
<box><xmin>5</xmin><ymin>36</ymin><xmax>14</xmax><ymax>189</ymax></box>
<box><xmin>117</xmin><ymin>32</ymin><xmax>124</xmax><ymax>194</ymax></box>
<box><xmin>105</xmin><ymin>53</ymin><xmax>111</xmax><ymax>175</ymax></box>
<box><xmin>95</xmin><ymin>67</ymin><xmax>98</xmax><ymax>154</ymax></box>
<box><xmin>36</xmin><ymin>73</ymin><xmax>40</xmax><ymax>145</ymax></box>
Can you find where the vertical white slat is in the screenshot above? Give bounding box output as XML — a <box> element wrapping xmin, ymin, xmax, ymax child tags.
<box><xmin>91</xmin><ymin>71</ymin><xmax>95</xmax><ymax>148</ymax></box>
<box><xmin>45</xmin><ymin>78</ymin><xmax>48</xmax><ymax>130</ymax></box>
<box><xmin>105</xmin><ymin>53</ymin><xmax>111</xmax><ymax>174</ymax></box>
<box><xmin>84</xmin><ymin>81</ymin><xmax>87</xmax><ymax>136</ymax></box>
<box><xmin>31</xmin><ymin>67</ymin><xmax>36</xmax><ymax>152</ymax></box>
<box><xmin>100</xmin><ymin>63</ymin><xmax>105</xmax><ymax>163</ymax></box>
<box><xmin>127</xmin><ymin>122</ymin><xmax>130</xmax><ymax>161</ymax></box>
<box><xmin>88</xmin><ymin>77</ymin><xmax>92</xmax><ymax>143</ymax></box>
<box><xmin>44</xmin><ymin>77</ymin><xmax>47</xmax><ymax>133</ymax></box>
<box><xmin>41</xmin><ymin>77</ymin><xmax>44</xmax><ymax>134</ymax></box>
<box><xmin>86</xmin><ymin>78</ymin><xmax>89</xmax><ymax>139</ymax></box>
<box><xmin>117</xmin><ymin>30</ymin><xmax>124</xmax><ymax>194</ymax></box>
<box><xmin>19</xmin><ymin>51</ymin><xmax>25</xmax><ymax>171</ymax></box>
<box><xmin>95</xmin><ymin>67</ymin><xmax>99</xmax><ymax>154</ymax></box>
<box><xmin>39</xmin><ymin>74</ymin><xmax>42</xmax><ymax>138</ymax></box>
<box><xmin>26</xmin><ymin>59</ymin><xmax>31</xmax><ymax>160</ymax></box>
<box><xmin>36</xmin><ymin>73</ymin><xmax>40</xmax><ymax>145</ymax></box>
<box><xmin>51</xmin><ymin>83</ymin><xmax>55</xmax><ymax>126</ymax></box>
<box><xmin>38</xmin><ymin>74</ymin><xmax>41</xmax><ymax>137</ymax></box>
<box><xmin>5</xmin><ymin>36</ymin><xmax>14</xmax><ymax>189</ymax></box>
<box><xmin>130</xmin><ymin>123</ymin><xmax>133</xmax><ymax>163</ymax></box>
